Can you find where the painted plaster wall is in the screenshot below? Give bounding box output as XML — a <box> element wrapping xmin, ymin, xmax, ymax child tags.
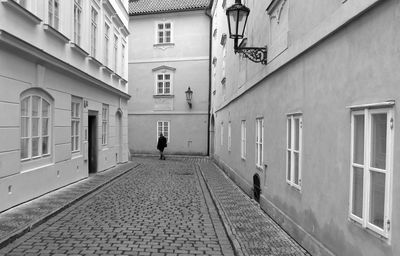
<box><xmin>128</xmin><ymin>10</ymin><xmax>210</xmax><ymax>155</ymax></box>
<box><xmin>212</xmin><ymin>0</ymin><xmax>400</xmax><ymax>255</ymax></box>
<box><xmin>0</xmin><ymin>48</ymin><xmax>129</xmax><ymax>212</ymax></box>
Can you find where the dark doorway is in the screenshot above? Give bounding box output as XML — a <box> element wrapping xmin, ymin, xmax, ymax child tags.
<box><xmin>88</xmin><ymin>114</ymin><xmax>97</xmax><ymax>173</ymax></box>
<box><xmin>253</xmin><ymin>174</ymin><xmax>261</xmax><ymax>203</ymax></box>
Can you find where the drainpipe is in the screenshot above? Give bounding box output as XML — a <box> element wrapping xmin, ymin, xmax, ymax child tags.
<box><xmin>205</xmin><ymin>1</ymin><xmax>213</xmax><ymax>157</ymax></box>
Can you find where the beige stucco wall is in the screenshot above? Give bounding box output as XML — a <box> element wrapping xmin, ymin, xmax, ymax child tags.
<box><xmin>128</xmin><ymin>10</ymin><xmax>210</xmax><ymax>155</ymax></box>
<box><xmin>211</xmin><ymin>0</ymin><xmax>400</xmax><ymax>255</ymax></box>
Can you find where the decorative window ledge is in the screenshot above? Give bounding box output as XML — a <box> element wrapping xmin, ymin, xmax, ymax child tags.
<box><xmin>87</xmin><ymin>56</ymin><xmax>103</xmax><ymax>67</ymax></box>
<box><xmin>1</xmin><ymin>0</ymin><xmax>41</xmax><ymax>24</ymax></box>
<box><xmin>112</xmin><ymin>72</ymin><xmax>123</xmax><ymax>81</ymax></box>
<box><xmin>346</xmin><ymin>100</ymin><xmax>395</xmax><ymax>110</ymax></box>
<box><xmin>70</xmin><ymin>42</ymin><xmax>89</xmax><ymax>57</ymax></box>
<box><xmin>153</xmin><ymin>94</ymin><xmax>174</xmax><ymax>98</ymax></box>
<box><xmin>43</xmin><ymin>24</ymin><xmax>69</xmax><ymax>44</ymax></box>
<box><xmin>101</xmin><ymin>65</ymin><xmax>113</xmax><ymax>75</ymax></box>
<box><xmin>153</xmin><ymin>43</ymin><xmax>175</xmax><ymax>50</ymax></box>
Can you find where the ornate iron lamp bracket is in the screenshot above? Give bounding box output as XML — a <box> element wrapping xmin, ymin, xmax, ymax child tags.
<box><xmin>236</xmin><ymin>46</ymin><xmax>268</xmax><ymax>65</ymax></box>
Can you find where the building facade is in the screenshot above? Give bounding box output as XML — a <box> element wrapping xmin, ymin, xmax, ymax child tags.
<box><xmin>211</xmin><ymin>0</ymin><xmax>400</xmax><ymax>255</ymax></box>
<box><xmin>128</xmin><ymin>0</ymin><xmax>211</xmax><ymax>156</ymax></box>
<box><xmin>0</xmin><ymin>0</ymin><xmax>129</xmax><ymax>212</ymax></box>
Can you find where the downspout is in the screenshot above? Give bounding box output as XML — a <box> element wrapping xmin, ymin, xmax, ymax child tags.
<box><xmin>205</xmin><ymin>1</ymin><xmax>213</xmax><ymax>157</ymax></box>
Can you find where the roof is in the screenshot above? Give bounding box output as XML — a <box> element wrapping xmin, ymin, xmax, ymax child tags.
<box><xmin>129</xmin><ymin>0</ymin><xmax>211</xmax><ymax>16</ymax></box>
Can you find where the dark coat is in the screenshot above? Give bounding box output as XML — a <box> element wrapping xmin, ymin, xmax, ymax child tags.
<box><xmin>157</xmin><ymin>136</ymin><xmax>167</xmax><ymax>151</ymax></box>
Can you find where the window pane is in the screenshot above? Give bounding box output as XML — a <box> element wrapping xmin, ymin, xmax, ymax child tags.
<box><xmin>71</xmin><ymin>103</ymin><xmax>75</xmax><ymax>117</ymax></box>
<box><xmin>166</xmin><ymin>31</ymin><xmax>171</xmax><ymax>37</ymax></box>
<box><xmin>287</xmin><ymin>118</ymin><xmax>291</xmax><ymax>149</ymax></box>
<box><xmin>294</xmin><ymin>118</ymin><xmax>300</xmax><ymax>150</ymax></box>
<box><xmin>158</xmin><ymin>24</ymin><xmax>163</xmax><ymax>29</ymax></box>
<box><xmin>294</xmin><ymin>152</ymin><xmax>299</xmax><ymax>184</ymax></box>
<box><xmin>42</xmin><ymin>137</ymin><xmax>49</xmax><ymax>155</ymax></box>
<box><xmin>21</xmin><ymin>117</ymin><xmax>29</xmax><ymax>137</ymax></box>
<box><xmin>75</xmin><ymin>121</ymin><xmax>79</xmax><ymax>136</ymax></box>
<box><xmin>32</xmin><ymin>138</ymin><xmax>39</xmax><ymax>157</ymax></box>
<box><xmin>353</xmin><ymin>115</ymin><xmax>364</xmax><ymax>165</ymax></box>
<box><xmin>165</xmin><ymin>23</ymin><xmax>171</xmax><ymax>29</ymax></box>
<box><xmin>32</xmin><ymin>118</ymin><xmax>39</xmax><ymax>136</ymax></box>
<box><xmin>42</xmin><ymin>118</ymin><xmax>49</xmax><ymax>136</ymax></box>
<box><xmin>21</xmin><ymin>97</ymin><xmax>29</xmax><ymax>116</ymax></box>
<box><xmin>287</xmin><ymin>150</ymin><xmax>291</xmax><ymax>181</ymax></box>
<box><xmin>352</xmin><ymin>167</ymin><xmax>363</xmax><ymax>218</ymax></box>
<box><xmin>165</xmin><ymin>74</ymin><xmax>170</xmax><ymax>80</ymax></box>
<box><xmin>21</xmin><ymin>138</ymin><xmax>29</xmax><ymax>159</ymax></box>
<box><xmin>75</xmin><ymin>136</ymin><xmax>79</xmax><ymax>151</ymax></box>
<box><xmin>32</xmin><ymin>96</ymin><xmax>40</xmax><ymax>117</ymax></box>
<box><xmin>75</xmin><ymin>103</ymin><xmax>80</xmax><ymax>117</ymax></box>
<box><xmin>371</xmin><ymin>113</ymin><xmax>387</xmax><ymax>169</ymax></box>
<box><xmin>42</xmin><ymin>100</ymin><xmax>49</xmax><ymax>117</ymax></box>
<box><xmin>369</xmin><ymin>171</ymin><xmax>385</xmax><ymax>229</ymax></box>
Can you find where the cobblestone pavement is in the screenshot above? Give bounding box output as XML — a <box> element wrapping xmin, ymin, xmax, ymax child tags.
<box><xmin>0</xmin><ymin>157</ymin><xmax>234</xmax><ymax>256</ymax></box>
<box><xmin>198</xmin><ymin>161</ymin><xmax>310</xmax><ymax>256</ymax></box>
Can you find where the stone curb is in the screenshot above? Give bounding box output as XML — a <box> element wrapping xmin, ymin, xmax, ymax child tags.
<box><xmin>197</xmin><ymin>162</ymin><xmax>245</xmax><ymax>256</ymax></box>
<box><xmin>0</xmin><ymin>162</ymin><xmax>141</xmax><ymax>249</ymax></box>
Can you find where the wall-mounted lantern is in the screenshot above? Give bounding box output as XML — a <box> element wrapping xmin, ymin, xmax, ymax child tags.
<box><xmin>185</xmin><ymin>86</ymin><xmax>193</xmax><ymax>108</ymax></box>
<box><xmin>226</xmin><ymin>0</ymin><xmax>267</xmax><ymax>64</ymax></box>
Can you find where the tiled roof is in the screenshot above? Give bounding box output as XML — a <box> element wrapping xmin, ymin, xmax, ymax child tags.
<box><xmin>129</xmin><ymin>0</ymin><xmax>211</xmax><ymax>15</ymax></box>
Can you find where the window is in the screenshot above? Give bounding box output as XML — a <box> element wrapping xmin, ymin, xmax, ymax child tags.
<box><xmin>73</xmin><ymin>0</ymin><xmax>82</xmax><ymax>45</ymax></box>
<box><xmin>156</xmin><ymin>73</ymin><xmax>171</xmax><ymax>95</ymax></box>
<box><xmin>48</xmin><ymin>0</ymin><xmax>60</xmax><ymax>29</ymax></box>
<box><xmin>157</xmin><ymin>121</ymin><xmax>170</xmax><ymax>142</ymax></box>
<box><xmin>255</xmin><ymin>118</ymin><xmax>264</xmax><ymax>168</ymax></box>
<box><xmin>228</xmin><ymin>121</ymin><xmax>231</xmax><ymax>151</ymax></box>
<box><xmin>241</xmin><ymin>120</ymin><xmax>246</xmax><ymax>159</ymax></box>
<box><xmin>90</xmin><ymin>7</ymin><xmax>98</xmax><ymax>57</ymax></box>
<box><xmin>113</xmin><ymin>34</ymin><xmax>118</xmax><ymax>72</ymax></box>
<box><xmin>101</xmin><ymin>104</ymin><xmax>108</xmax><ymax>145</ymax></box>
<box><xmin>157</xmin><ymin>22</ymin><xmax>172</xmax><ymax>44</ymax></box>
<box><xmin>121</xmin><ymin>43</ymin><xmax>125</xmax><ymax>76</ymax></box>
<box><xmin>220</xmin><ymin>122</ymin><xmax>224</xmax><ymax>146</ymax></box>
<box><xmin>71</xmin><ymin>98</ymin><xmax>81</xmax><ymax>152</ymax></box>
<box><xmin>286</xmin><ymin>114</ymin><xmax>302</xmax><ymax>188</ymax></box>
<box><xmin>350</xmin><ymin>107</ymin><xmax>393</xmax><ymax>237</ymax></box>
<box><xmin>104</xmin><ymin>22</ymin><xmax>110</xmax><ymax>66</ymax></box>
<box><xmin>20</xmin><ymin>91</ymin><xmax>52</xmax><ymax>161</ymax></box>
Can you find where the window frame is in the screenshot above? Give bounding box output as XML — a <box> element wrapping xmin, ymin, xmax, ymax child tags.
<box><xmin>349</xmin><ymin>107</ymin><xmax>393</xmax><ymax>238</ymax></box>
<box><xmin>155</xmin><ymin>72</ymin><xmax>173</xmax><ymax>95</ymax></box>
<box><xmin>228</xmin><ymin>121</ymin><xmax>232</xmax><ymax>152</ymax></box>
<box><xmin>155</xmin><ymin>21</ymin><xmax>173</xmax><ymax>44</ymax></box>
<box><xmin>220</xmin><ymin>122</ymin><xmax>224</xmax><ymax>146</ymax></box>
<box><xmin>241</xmin><ymin>120</ymin><xmax>246</xmax><ymax>159</ymax></box>
<box><xmin>90</xmin><ymin>6</ymin><xmax>98</xmax><ymax>57</ymax></box>
<box><xmin>113</xmin><ymin>33</ymin><xmax>119</xmax><ymax>72</ymax></box>
<box><xmin>101</xmin><ymin>104</ymin><xmax>109</xmax><ymax>146</ymax></box>
<box><xmin>255</xmin><ymin>118</ymin><xmax>264</xmax><ymax>168</ymax></box>
<box><xmin>157</xmin><ymin>121</ymin><xmax>170</xmax><ymax>143</ymax></box>
<box><xmin>103</xmin><ymin>20</ymin><xmax>110</xmax><ymax>66</ymax></box>
<box><xmin>286</xmin><ymin>114</ymin><xmax>303</xmax><ymax>189</ymax></box>
<box><xmin>71</xmin><ymin>97</ymin><xmax>82</xmax><ymax>154</ymax></box>
<box><xmin>73</xmin><ymin>0</ymin><xmax>82</xmax><ymax>45</ymax></box>
<box><xmin>48</xmin><ymin>0</ymin><xmax>60</xmax><ymax>30</ymax></box>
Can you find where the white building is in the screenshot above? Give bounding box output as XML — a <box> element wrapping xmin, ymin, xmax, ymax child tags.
<box><xmin>0</xmin><ymin>0</ymin><xmax>130</xmax><ymax>212</ymax></box>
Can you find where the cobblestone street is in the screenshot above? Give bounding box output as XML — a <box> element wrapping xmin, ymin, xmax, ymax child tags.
<box><xmin>0</xmin><ymin>157</ymin><xmax>310</xmax><ymax>256</ymax></box>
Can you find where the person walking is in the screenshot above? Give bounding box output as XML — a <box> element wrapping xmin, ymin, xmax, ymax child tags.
<box><xmin>157</xmin><ymin>133</ymin><xmax>167</xmax><ymax>160</ymax></box>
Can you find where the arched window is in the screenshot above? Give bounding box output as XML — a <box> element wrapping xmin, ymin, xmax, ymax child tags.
<box><xmin>20</xmin><ymin>88</ymin><xmax>53</xmax><ymax>161</ymax></box>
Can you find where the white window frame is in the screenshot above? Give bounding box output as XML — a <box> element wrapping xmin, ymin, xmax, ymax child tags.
<box><xmin>48</xmin><ymin>0</ymin><xmax>60</xmax><ymax>29</ymax></box>
<box><xmin>71</xmin><ymin>97</ymin><xmax>82</xmax><ymax>153</ymax></box>
<box><xmin>113</xmin><ymin>33</ymin><xmax>119</xmax><ymax>72</ymax></box>
<box><xmin>121</xmin><ymin>42</ymin><xmax>126</xmax><ymax>76</ymax></box>
<box><xmin>241</xmin><ymin>120</ymin><xmax>246</xmax><ymax>159</ymax></box>
<box><xmin>20</xmin><ymin>90</ymin><xmax>52</xmax><ymax>164</ymax></box>
<box><xmin>155</xmin><ymin>72</ymin><xmax>172</xmax><ymax>95</ymax></box>
<box><xmin>90</xmin><ymin>6</ymin><xmax>98</xmax><ymax>57</ymax></box>
<box><xmin>73</xmin><ymin>0</ymin><xmax>82</xmax><ymax>45</ymax></box>
<box><xmin>255</xmin><ymin>118</ymin><xmax>264</xmax><ymax>168</ymax></box>
<box><xmin>101</xmin><ymin>104</ymin><xmax>109</xmax><ymax>145</ymax></box>
<box><xmin>104</xmin><ymin>21</ymin><xmax>110</xmax><ymax>66</ymax></box>
<box><xmin>286</xmin><ymin>114</ymin><xmax>303</xmax><ymax>189</ymax></box>
<box><xmin>349</xmin><ymin>107</ymin><xmax>393</xmax><ymax>238</ymax></box>
<box><xmin>155</xmin><ymin>21</ymin><xmax>173</xmax><ymax>44</ymax></box>
<box><xmin>228</xmin><ymin>121</ymin><xmax>232</xmax><ymax>152</ymax></box>
<box><xmin>157</xmin><ymin>121</ymin><xmax>170</xmax><ymax>143</ymax></box>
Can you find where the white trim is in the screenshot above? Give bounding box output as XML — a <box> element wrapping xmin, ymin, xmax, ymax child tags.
<box><xmin>346</xmin><ymin>100</ymin><xmax>395</xmax><ymax>110</ymax></box>
<box><xmin>154</xmin><ymin>70</ymin><xmax>174</xmax><ymax>96</ymax></box>
<box><xmin>241</xmin><ymin>120</ymin><xmax>246</xmax><ymax>159</ymax></box>
<box><xmin>286</xmin><ymin>114</ymin><xmax>302</xmax><ymax>189</ymax></box>
<box><xmin>157</xmin><ymin>121</ymin><xmax>170</xmax><ymax>143</ymax></box>
<box><xmin>255</xmin><ymin>118</ymin><xmax>264</xmax><ymax>168</ymax></box>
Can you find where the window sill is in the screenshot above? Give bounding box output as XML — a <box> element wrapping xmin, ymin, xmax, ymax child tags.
<box><xmin>101</xmin><ymin>65</ymin><xmax>113</xmax><ymax>75</ymax></box>
<box><xmin>153</xmin><ymin>94</ymin><xmax>174</xmax><ymax>98</ymax></box>
<box><xmin>43</xmin><ymin>24</ymin><xmax>69</xmax><ymax>44</ymax></box>
<box><xmin>286</xmin><ymin>181</ymin><xmax>302</xmax><ymax>191</ymax></box>
<box><xmin>70</xmin><ymin>42</ymin><xmax>89</xmax><ymax>57</ymax></box>
<box><xmin>87</xmin><ymin>56</ymin><xmax>103</xmax><ymax>67</ymax></box>
<box><xmin>348</xmin><ymin>218</ymin><xmax>389</xmax><ymax>241</ymax></box>
<box><xmin>1</xmin><ymin>0</ymin><xmax>41</xmax><ymax>24</ymax></box>
<box><xmin>153</xmin><ymin>43</ymin><xmax>175</xmax><ymax>50</ymax></box>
